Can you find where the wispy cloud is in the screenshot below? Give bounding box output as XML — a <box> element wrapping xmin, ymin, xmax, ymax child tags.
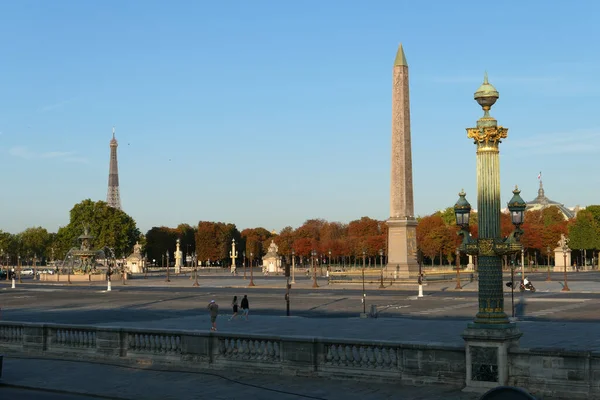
<box><xmin>506</xmin><ymin>130</ymin><xmax>600</xmax><ymax>155</ymax></box>
<box><xmin>8</xmin><ymin>146</ymin><xmax>88</xmax><ymax>163</ymax></box>
<box><xmin>40</xmin><ymin>151</ymin><xmax>75</xmax><ymax>158</ymax></box>
<box><xmin>39</xmin><ymin>98</ymin><xmax>75</xmax><ymax>112</ymax></box>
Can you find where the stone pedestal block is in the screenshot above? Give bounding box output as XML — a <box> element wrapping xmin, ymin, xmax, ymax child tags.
<box><xmin>462</xmin><ymin>323</ymin><xmax>522</xmax><ymax>392</ymax></box>
<box><xmin>386</xmin><ymin>218</ymin><xmax>419</xmax><ymax>279</ymax></box>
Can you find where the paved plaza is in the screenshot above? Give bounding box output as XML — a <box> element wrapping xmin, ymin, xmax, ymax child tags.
<box><xmin>1</xmin><ymin>272</ymin><xmax>599</xmax><ymax>399</ymax></box>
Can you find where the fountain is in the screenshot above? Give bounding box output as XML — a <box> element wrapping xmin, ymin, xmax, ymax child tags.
<box><xmin>44</xmin><ymin>224</ymin><xmax>113</xmax><ymax>283</ymax></box>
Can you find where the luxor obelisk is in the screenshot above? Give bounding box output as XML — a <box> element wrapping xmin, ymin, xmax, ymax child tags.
<box><xmin>386</xmin><ymin>44</ymin><xmax>419</xmax><ymax>278</ymax></box>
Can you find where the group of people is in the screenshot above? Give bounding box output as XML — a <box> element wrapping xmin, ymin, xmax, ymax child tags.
<box><xmin>206</xmin><ymin>294</ymin><xmax>249</xmax><ymax>331</ymax></box>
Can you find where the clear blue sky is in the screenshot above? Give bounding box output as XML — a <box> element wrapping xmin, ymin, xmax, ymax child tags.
<box><xmin>1</xmin><ymin>1</ymin><xmax>598</xmax><ymax>235</ymax></box>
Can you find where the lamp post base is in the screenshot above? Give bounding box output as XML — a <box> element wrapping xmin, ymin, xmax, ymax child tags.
<box><xmin>418</xmin><ymin>284</ymin><xmax>423</xmax><ymax>297</ymax></box>
<box><xmin>462</xmin><ymin>323</ymin><xmax>522</xmax><ymax>391</ymax></box>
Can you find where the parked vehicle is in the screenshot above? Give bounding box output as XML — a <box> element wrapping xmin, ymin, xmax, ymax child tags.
<box><xmin>22</xmin><ymin>268</ymin><xmax>35</xmax><ymax>276</ymax></box>
<box><xmin>37</xmin><ymin>269</ymin><xmax>55</xmax><ymax>276</ymax></box>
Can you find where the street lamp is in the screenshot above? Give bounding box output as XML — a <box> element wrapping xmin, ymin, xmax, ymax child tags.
<box><xmin>455</xmin><ymin>248</ymin><xmax>462</xmax><ymax>290</ymax></box>
<box><xmin>243</xmin><ymin>251</ymin><xmax>247</xmax><ymax>279</ymax></box>
<box><xmin>328</xmin><ymin>249</ymin><xmax>332</xmax><ymax>277</ymax></box>
<box><xmin>4</xmin><ymin>252</ymin><xmax>8</xmax><ymax>281</ymax></box>
<box><xmin>417</xmin><ymin>249</ymin><xmax>424</xmax><ymax>298</ymax></box>
<box><xmin>546</xmin><ymin>246</ymin><xmax>551</xmax><ymax>281</ymax></box>
<box><xmin>193</xmin><ymin>252</ymin><xmax>199</xmax><ymax>287</ymax></box>
<box><xmin>122</xmin><ymin>257</ymin><xmax>127</xmax><ymax>285</ymax></box>
<box><xmin>18</xmin><ymin>254</ymin><xmax>22</xmax><ymax>283</ymax></box>
<box><xmin>291</xmin><ymin>249</ymin><xmax>296</xmax><ymax>284</ymax></box>
<box><xmin>165</xmin><ymin>250</ymin><xmax>170</xmax><ymax>282</ymax></box>
<box><xmin>560</xmin><ymin>236</ymin><xmax>570</xmax><ymax>292</ymax></box>
<box><xmin>378</xmin><ymin>249</ymin><xmax>385</xmax><ymax>289</ymax></box>
<box><xmin>248</xmin><ymin>251</ymin><xmax>255</xmax><ymax>287</ymax></box>
<box><xmin>454</xmin><ymin>74</ymin><xmax>527</xmax><ymax>328</ymax></box>
<box><xmin>311</xmin><ymin>249</ymin><xmax>318</xmax><ymax>288</ymax></box>
<box><xmin>106</xmin><ymin>250</ymin><xmax>113</xmax><ymax>292</ymax></box>
<box><xmin>362</xmin><ymin>249</ymin><xmax>366</xmax><ymax>314</ymax></box>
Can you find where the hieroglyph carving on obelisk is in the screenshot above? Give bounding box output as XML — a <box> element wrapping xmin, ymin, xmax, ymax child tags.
<box><xmin>386</xmin><ymin>44</ymin><xmax>419</xmax><ymax>278</ymax></box>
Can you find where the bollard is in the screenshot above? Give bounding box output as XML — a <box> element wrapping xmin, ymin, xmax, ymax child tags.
<box><xmin>11</xmin><ymin>278</ymin><xmax>15</xmax><ymax>289</ymax></box>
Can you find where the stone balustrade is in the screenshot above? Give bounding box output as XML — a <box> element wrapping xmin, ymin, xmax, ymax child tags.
<box><xmin>1</xmin><ymin>321</ymin><xmax>599</xmax><ymax>398</ymax></box>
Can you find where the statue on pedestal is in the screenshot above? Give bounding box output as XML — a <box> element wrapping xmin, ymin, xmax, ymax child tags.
<box><xmin>175</xmin><ymin>238</ymin><xmax>183</xmax><ymax>274</ymax></box>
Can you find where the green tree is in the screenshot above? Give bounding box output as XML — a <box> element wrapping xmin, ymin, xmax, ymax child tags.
<box><xmin>145</xmin><ymin>227</ymin><xmax>178</xmax><ymax>264</ymax></box>
<box><xmin>568</xmin><ymin>210</ymin><xmax>600</xmax><ymax>251</ymax></box>
<box><xmin>55</xmin><ymin>199</ymin><xmax>140</xmax><ymax>258</ymax></box>
<box><xmin>19</xmin><ymin>227</ymin><xmax>50</xmax><ymax>260</ymax></box>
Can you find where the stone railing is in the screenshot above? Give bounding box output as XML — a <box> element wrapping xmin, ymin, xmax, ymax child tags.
<box><xmin>2</xmin><ymin>321</ymin><xmax>599</xmax><ymax>398</ymax></box>
<box><xmin>0</xmin><ymin>322</ymin><xmax>464</xmax><ymax>386</ymax></box>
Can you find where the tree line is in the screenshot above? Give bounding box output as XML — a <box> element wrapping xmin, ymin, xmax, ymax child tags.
<box><xmin>1</xmin><ymin>199</ymin><xmax>599</xmax><ymax>268</ymax></box>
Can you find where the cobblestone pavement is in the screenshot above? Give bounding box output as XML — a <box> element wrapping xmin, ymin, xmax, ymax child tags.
<box><xmin>0</xmin><ymin>357</ymin><xmax>481</xmax><ymax>400</ymax></box>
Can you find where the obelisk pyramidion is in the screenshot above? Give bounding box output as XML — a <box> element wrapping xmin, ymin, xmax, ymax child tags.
<box><xmin>386</xmin><ymin>44</ymin><xmax>418</xmax><ymax>278</ymax></box>
<box><xmin>106</xmin><ymin>127</ymin><xmax>122</xmax><ymax>210</ymax></box>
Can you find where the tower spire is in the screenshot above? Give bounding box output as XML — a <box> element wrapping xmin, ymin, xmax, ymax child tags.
<box><xmin>394</xmin><ymin>44</ymin><xmax>408</xmax><ymax>66</ymax></box>
<box><xmin>106</xmin><ymin>127</ymin><xmax>122</xmax><ymax>210</ymax></box>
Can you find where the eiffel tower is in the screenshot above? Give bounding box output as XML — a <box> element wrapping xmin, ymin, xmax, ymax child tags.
<box><xmin>106</xmin><ymin>127</ymin><xmax>122</xmax><ymax>210</ymax></box>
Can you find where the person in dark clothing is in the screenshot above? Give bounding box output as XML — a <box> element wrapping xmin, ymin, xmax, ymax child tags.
<box><xmin>229</xmin><ymin>295</ymin><xmax>239</xmax><ymax>321</ymax></box>
<box><xmin>240</xmin><ymin>294</ymin><xmax>249</xmax><ymax>321</ymax></box>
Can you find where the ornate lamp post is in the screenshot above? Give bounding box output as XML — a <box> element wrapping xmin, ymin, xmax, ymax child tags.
<box><xmin>454</xmin><ymin>74</ymin><xmax>527</xmax><ymax>329</ymax></box>
<box><xmin>362</xmin><ymin>249</ymin><xmax>366</xmax><ymax>314</ymax></box>
<box><xmin>311</xmin><ymin>249</ymin><xmax>318</xmax><ymax>288</ymax></box>
<box><xmin>291</xmin><ymin>249</ymin><xmax>296</xmax><ymax>284</ymax></box>
<box><xmin>379</xmin><ymin>249</ymin><xmax>385</xmax><ymax>289</ymax></box>
<box><xmin>67</xmin><ymin>255</ymin><xmax>72</xmax><ymax>284</ymax></box>
<box><xmin>454</xmin><ymin>75</ymin><xmax>529</xmax><ymax>389</ymax></box>
<box><xmin>328</xmin><ymin>249</ymin><xmax>332</xmax><ymax>277</ymax></box>
<box><xmin>18</xmin><ymin>254</ymin><xmax>22</xmax><ymax>283</ymax></box>
<box><xmin>546</xmin><ymin>246</ymin><xmax>551</xmax><ymax>281</ymax></box>
<box><xmin>4</xmin><ymin>252</ymin><xmax>9</xmax><ymax>281</ymax></box>
<box><xmin>560</xmin><ymin>236</ymin><xmax>570</xmax><ymax>292</ymax></box>
<box><xmin>243</xmin><ymin>251</ymin><xmax>247</xmax><ymax>279</ymax></box>
<box><xmin>248</xmin><ymin>251</ymin><xmax>255</xmax><ymax>287</ymax></box>
<box><xmin>455</xmin><ymin>248</ymin><xmax>462</xmax><ymax>290</ymax></box>
<box><xmin>193</xmin><ymin>252</ymin><xmax>199</xmax><ymax>287</ymax></box>
<box><xmin>165</xmin><ymin>250</ymin><xmax>170</xmax><ymax>283</ymax></box>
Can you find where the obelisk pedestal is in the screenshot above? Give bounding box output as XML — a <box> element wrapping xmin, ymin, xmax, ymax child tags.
<box><xmin>386</xmin><ymin>44</ymin><xmax>419</xmax><ymax>279</ymax></box>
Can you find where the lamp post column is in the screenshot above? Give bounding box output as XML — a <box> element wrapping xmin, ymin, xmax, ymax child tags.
<box><xmin>193</xmin><ymin>253</ymin><xmax>199</xmax><ymax>287</ymax></box>
<box><xmin>562</xmin><ymin>247</ymin><xmax>570</xmax><ymax>292</ymax></box>
<box><xmin>165</xmin><ymin>251</ymin><xmax>170</xmax><ymax>282</ymax></box>
<box><xmin>362</xmin><ymin>250</ymin><xmax>366</xmax><ymax>314</ymax></box>
<box><xmin>379</xmin><ymin>249</ymin><xmax>385</xmax><ymax>289</ymax></box>
<box><xmin>455</xmin><ymin>248</ymin><xmax>462</xmax><ymax>290</ymax></box>
<box><xmin>465</xmin><ymin>73</ymin><xmax>510</xmax><ymax>326</ymax></box>
<box><xmin>291</xmin><ymin>250</ymin><xmax>296</xmax><ymax>284</ymax></box>
<box><xmin>311</xmin><ymin>250</ymin><xmax>318</xmax><ymax>288</ymax></box>
<box><xmin>546</xmin><ymin>246</ymin><xmax>551</xmax><ymax>281</ymax></box>
<box><xmin>248</xmin><ymin>252</ymin><xmax>255</xmax><ymax>287</ymax></box>
<box><xmin>243</xmin><ymin>251</ymin><xmax>247</xmax><ymax>279</ymax></box>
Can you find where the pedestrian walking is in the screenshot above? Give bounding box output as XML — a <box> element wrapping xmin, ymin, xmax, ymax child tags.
<box><xmin>240</xmin><ymin>294</ymin><xmax>249</xmax><ymax>321</ymax></box>
<box><xmin>207</xmin><ymin>300</ymin><xmax>219</xmax><ymax>331</ymax></box>
<box><xmin>229</xmin><ymin>295</ymin><xmax>239</xmax><ymax>321</ymax></box>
